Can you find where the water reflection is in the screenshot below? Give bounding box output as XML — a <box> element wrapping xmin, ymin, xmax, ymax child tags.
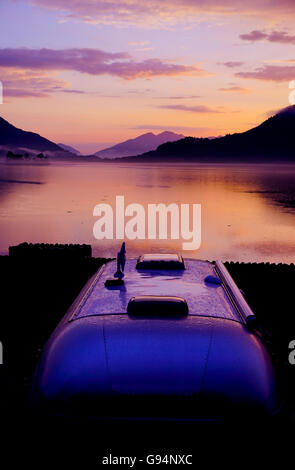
<box><xmin>0</xmin><ymin>161</ymin><xmax>295</xmax><ymax>263</ymax></box>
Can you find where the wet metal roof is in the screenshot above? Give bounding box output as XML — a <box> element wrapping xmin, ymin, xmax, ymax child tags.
<box><xmin>72</xmin><ymin>259</ymin><xmax>240</xmax><ymax>322</ymax></box>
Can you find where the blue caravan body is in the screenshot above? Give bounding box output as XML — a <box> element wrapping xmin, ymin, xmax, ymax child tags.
<box><xmin>32</xmin><ymin>254</ymin><xmax>279</xmax><ymax>420</ymax></box>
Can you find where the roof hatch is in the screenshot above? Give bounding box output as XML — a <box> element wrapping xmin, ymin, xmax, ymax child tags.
<box><xmin>136</xmin><ymin>253</ymin><xmax>185</xmax><ymax>270</ymax></box>
<box><xmin>127</xmin><ymin>295</ymin><xmax>188</xmax><ymax>317</ymax></box>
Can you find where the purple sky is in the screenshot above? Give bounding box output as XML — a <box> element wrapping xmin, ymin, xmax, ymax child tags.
<box><xmin>0</xmin><ymin>0</ymin><xmax>295</xmax><ymax>152</ymax></box>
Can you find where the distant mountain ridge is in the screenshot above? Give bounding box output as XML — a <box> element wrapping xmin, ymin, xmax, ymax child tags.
<box><xmin>94</xmin><ymin>131</ymin><xmax>184</xmax><ymax>159</ymax></box>
<box><xmin>2</xmin><ymin>106</ymin><xmax>295</xmax><ymax>162</ymax></box>
<box><xmin>123</xmin><ymin>106</ymin><xmax>295</xmax><ymax>162</ymax></box>
<box><xmin>58</xmin><ymin>143</ymin><xmax>81</xmax><ymax>155</ymax></box>
<box><xmin>0</xmin><ymin>117</ymin><xmax>62</xmax><ymax>152</ymax></box>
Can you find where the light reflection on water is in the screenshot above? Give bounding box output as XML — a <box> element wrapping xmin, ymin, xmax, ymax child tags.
<box><xmin>0</xmin><ymin>161</ymin><xmax>295</xmax><ymax>263</ymax></box>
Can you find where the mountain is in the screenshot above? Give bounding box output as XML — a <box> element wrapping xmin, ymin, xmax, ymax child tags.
<box><xmin>0</xmin><ymin>117</ymin><xmax>62</xmax><ymax>152</ymax></box>
<box><xmin>94</xmin><ymin>131</ymin><xmax>184</xmax><ymax>159</ymax></box>
<box><xmin>124</xmin><ymin>106</ymin><xmax>295</xmax><ymax>162</ymax></box>
<box><xmin>58</xmin><ymin>143</ymin><xmax>81</xmax><ymax>155</ymax></box>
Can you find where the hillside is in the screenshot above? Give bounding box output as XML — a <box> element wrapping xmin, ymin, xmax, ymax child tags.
<box><xmin>0</xmin><ymin>117</ymin><xmax>62</xmax><ymax>152</ymax></box>
<box><xmin>123</xmin><ymin>106</ymin><xmax>295</xmax><ymax>162</ymax></box>
<box><xmin>94</xmin><ymin>131</ymin><xmax>184</xmax><ymax>159</ymax></box>
<box><xmin>57</xmin><ymin>143</ymin><xmax>81</xmax><ymax>155</ymax></box>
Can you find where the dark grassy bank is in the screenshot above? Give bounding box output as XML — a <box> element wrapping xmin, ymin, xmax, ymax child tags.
<box><xmin>0</xmin><ymin>244</ymin><xmax>294</xmax><ymax>423</ymax></box>
<box><xmin>225</xmin><ymin>261</ymin><xmax>295</xmax><ymax>419</ymax></box>
<box><xmin>0</xmin><ymin>244</ymin><xmax>113</xmax><ymax>418</ymax></box>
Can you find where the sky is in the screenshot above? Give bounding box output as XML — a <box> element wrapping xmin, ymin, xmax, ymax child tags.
<box><xmin>0</xmin><ymin>0</ymin><xmax>295</xmax><ymax>153</ymax></box>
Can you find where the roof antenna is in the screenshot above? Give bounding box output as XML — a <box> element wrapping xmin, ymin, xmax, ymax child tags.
<box><xmin>114</xmin><ymin>242</ymin><xmax>126</xmax><ymax>279</ymax></box>
<box><xmin>104</xmin><ymin>242</ymin><xmax>126</xmax><ymax>287</ymax></box>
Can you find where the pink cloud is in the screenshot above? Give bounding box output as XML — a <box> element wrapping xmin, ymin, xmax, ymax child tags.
<box><xmin>236</xmin><ymin>64</ymin><xmax>295</xmax><ymax>81</ymax></box>
<box><xmin>0</xmin><ymin>68</ymin><xmax>74</xmax><ymax>99</ymax></box>
<box><xmin>268</xmin><ymin>31</ymin><xmax>295</xmax><ymax>44</ymax></box>
<box><xmin>240</xmin><ymin>29</ymin><xmax>295</xmax><ymax>44</ymax></box>
<box><xmin>158</xmin><ymin>104</ymin><xmax>223</xmax><ymax>113</ymax></box>
<box><xmin>219</xmin><ymin>86</ymin><xmax>250</xmax><ymax>93</ymax></box>
<box><xmin>0</xmin><ymin>48</ymin><xmax>129</xmax><ymax>72</ymax></box>
<box><xmin>0</xmin><ymin>48</ymin><xmax>204</xmax><ymax>80</ymax></box>
<box><xmin>222</xmin><ymin>61</ymin><xmax>244</xmax><ymax>68</ymax></box>
<box><xmin>4</xmin><ymin>89</ymin><xmax>49</xmax><ymax>98</ymax></box>
<box><xmin>19</xmin><ymin>1</ymin><xmax>295</xmax><ymax>26</ymax></box>
<box><xmin>240</xmin><ymin>30</ymin><xmax>268</xmax><ymax>41</ymax></box>
<box><xmin>157</xmin><ymin>95</ymin><xmax>201</xmax><ymax>100</ymax></box>
<box><xmin>132</xmin><ymin>124</ymin><xmax>210</xmax><ymax>132</ymax></box>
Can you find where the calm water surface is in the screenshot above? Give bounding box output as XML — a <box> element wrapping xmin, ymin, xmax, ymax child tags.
<box><xmin>0</xmin><ymin>161</ymin><xmax>295</xmax><ymax>263</ymax></box>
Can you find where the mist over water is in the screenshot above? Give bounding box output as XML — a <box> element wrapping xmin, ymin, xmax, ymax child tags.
<box><xmin>0</xmin><ymin>161</ymin><xmax>295</xmax><ymax>263</ymax></box>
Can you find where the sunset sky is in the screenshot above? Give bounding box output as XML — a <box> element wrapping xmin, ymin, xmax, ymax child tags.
<box><xmin>1</xmin><ymin>0</ymin><xmax>295</xmax><ymax>153</ymax></box>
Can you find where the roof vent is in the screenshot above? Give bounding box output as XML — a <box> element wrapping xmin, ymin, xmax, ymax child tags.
<box><xmin>127</xmin><ymin>295</ymin><xmax>188</xmax><ymax>317</ymax></box>
<box><xmin>136</xmin><ymin>253</ymin><xmax>185</xmax><ymax>270</ymax></box>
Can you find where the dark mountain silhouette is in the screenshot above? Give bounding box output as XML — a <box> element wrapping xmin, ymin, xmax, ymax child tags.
<box><xmin>123</xmin><ymin>106</ymin><xmax>295</xmax><ymax>162</ymax></box>
<box><xmin>94</xmin><ymin>131</ymin><xmax>184</xmax><ymax>159</ymax></box>
<box><xmin>0</xmin><ymin>117</ymin><xmax>62</xmax><ymax>152</ymax></box>
<box><xmin>58</xmin><ymin>143</ymin><xmax>81</xmax><ymax>155</ymax></box>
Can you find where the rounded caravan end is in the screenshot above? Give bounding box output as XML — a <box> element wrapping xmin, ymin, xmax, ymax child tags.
<box><xmin>31</xmin><ymin>253</ymin><xmax>280</xmax><ymax>421</ymax></box>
